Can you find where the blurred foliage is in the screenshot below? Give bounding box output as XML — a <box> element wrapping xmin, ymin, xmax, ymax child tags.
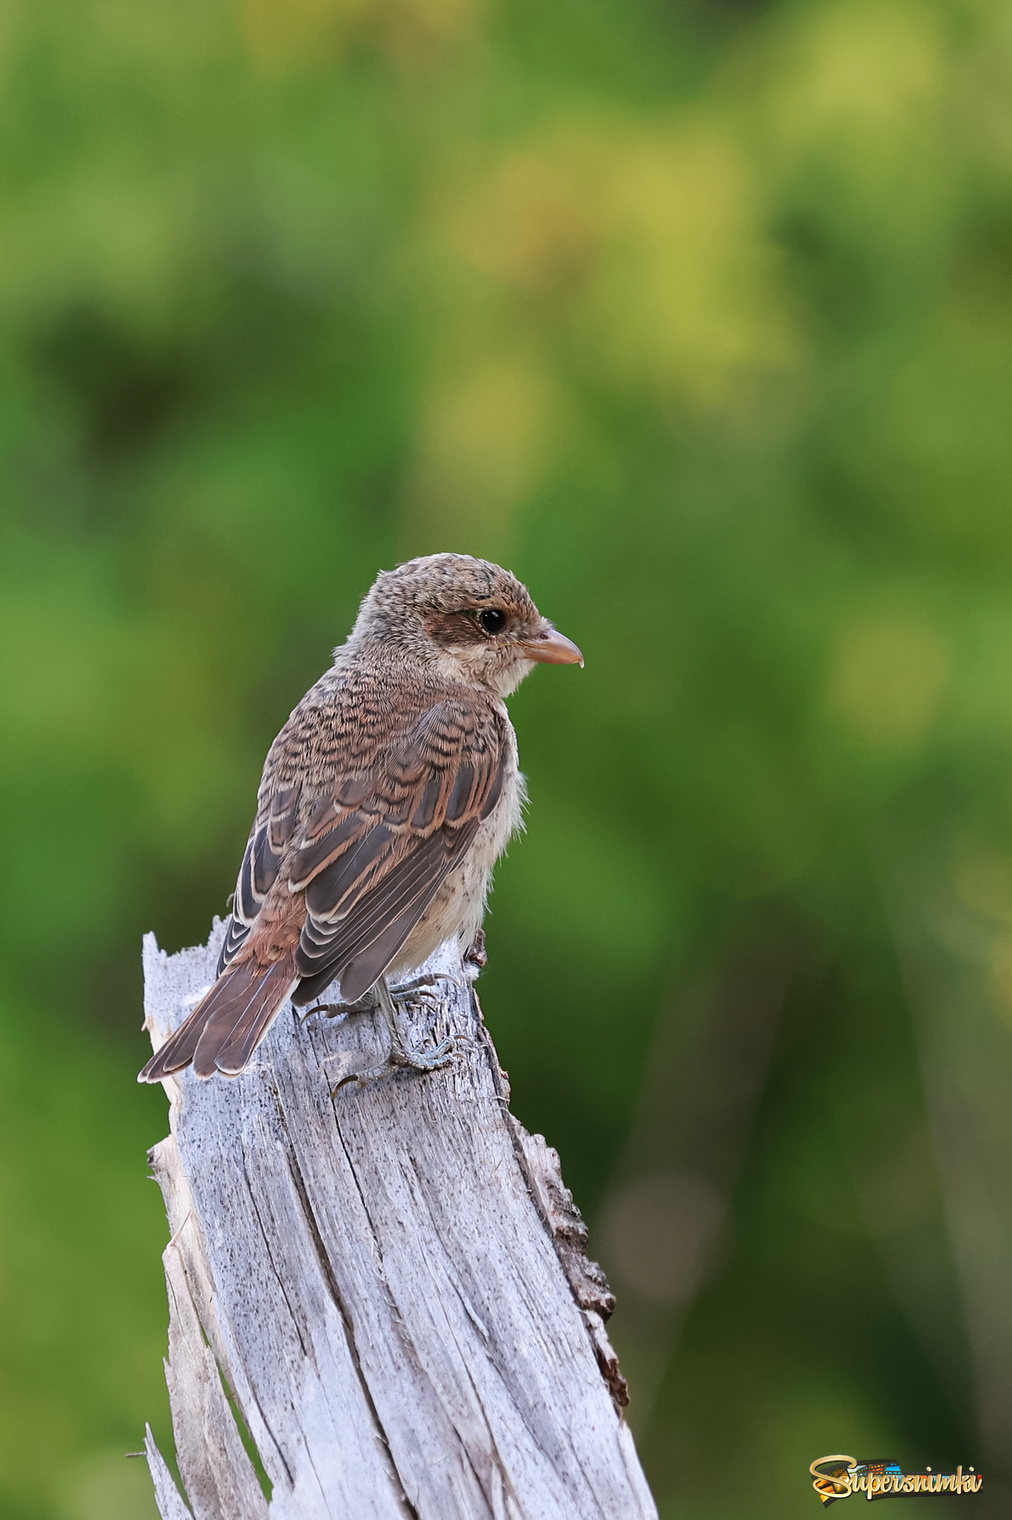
<box><xmin>2</xmin><ymin>0</ymin><xmax>1012</xmax><ymax>1514</ymax></box>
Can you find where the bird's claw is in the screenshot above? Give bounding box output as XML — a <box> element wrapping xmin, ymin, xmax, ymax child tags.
<box><xmin>301</xmin><ymin>1001</ymin><xmax>343</xmax><ymax>1024</ymax></box>
<box><xmin>389</xmin><ymin>972</ymin><xmax>440</xmax><ymax>994</ymax></box>
<box><xmin>302</xmin><ymin>993</ymin><xmax>380</xmax><ymax>1023</ymax></box>
<box><xmin>328</xmin><ymin>1036</ymin><xmax>456</xmax><ymax>1092</ymax></box>
<box><xmin>387</xmin><ymin>1034</ymin><xmax>456</xmax><ymax>1072</ymax></box>
<box><xmin>320</xmin><ymin>972</ymin><xmax>460</xmax><ymax>1091</ymax></box>
<box><xmin>388</xmin><ymin>973</ymin><xmax>456</xmax><ymax>1003</ymax></box>
<box><xmin>303</xmin><ymin>977</ymin><xmax>445</xmax><ymax>1023</ymax></box>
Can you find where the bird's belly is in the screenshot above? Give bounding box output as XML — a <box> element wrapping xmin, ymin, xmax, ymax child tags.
<box><xmin>389</xmin><ymin>760</ymin><xmax>524</xmax><ymax>981</ymax></box>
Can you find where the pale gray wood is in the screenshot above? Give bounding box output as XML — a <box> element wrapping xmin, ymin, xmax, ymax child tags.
<box><xmin>158</xmin><ymin>1219</ymin><xmax>270</xmax><ymax>1520</ymax></box>
<box><xmin>145</xmin><ymin>1425</ymin><xmax>194</xmax><ymax>1520</ymax></box>
<box><xmin>142</xmin><ymin>920</ymin><xmax>657</xmax><ymax>1520</ymax></box>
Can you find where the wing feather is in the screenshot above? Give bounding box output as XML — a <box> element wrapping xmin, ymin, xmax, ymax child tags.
<box><xmin>216</xmin><ymin>914</ymin><xmax>251</xmax><ymax>975</ymax></box>
<box><xmin>142</xmin><ymin>685</ymin><xmax>511</xmax><ymax>1081</ymax></box>
<box><xmin>198</xmin><ymin>963</ymin><xmax>298</xmax><ymax>1077</ymax></box>
<box><xmin>222</xmin><ymin>693</ymin><xmax>506</xmax><ymax>1012</ymax></box>
<box><xmin>139</xmin><ymin>959</ymin><xmax>296</xmax><ymax>1082</ymax></box>
<box><xmin>292</xmin><ymin>822</ymin><xmax>478</xmax><ymax>1001</ymax></box>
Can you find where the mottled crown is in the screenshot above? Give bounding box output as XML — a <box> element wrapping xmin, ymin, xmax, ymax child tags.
<box><xmin>353</xmin><ymin>553</ymin><xmax>539</xmax><ymax>636</ymax></box>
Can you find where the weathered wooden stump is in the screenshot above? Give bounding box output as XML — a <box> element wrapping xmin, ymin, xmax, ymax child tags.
<box><xmin>142</xmin><ymin>921</ymin><xmax>657</xmax><ymax>1520</ymax></box>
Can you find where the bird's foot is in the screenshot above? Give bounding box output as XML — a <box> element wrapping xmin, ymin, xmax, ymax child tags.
<box><xmin>387</xmin><ymin>1032</ymin><xmax>457</xmax><ymax>1073</ymax></box>
<box><xmin>325</xmin><ymin>975</ymin><xmax>457</xmax><ymax>1090</ymax></box>
<box><xmin>381</xmin><ymin>975</ymin><xmax>456</xmax><ymax>1076</ymax></box>
<box><xmin>305</xmin><ymin>965</ymin><xmax>471</xmax><ymax>1027</ymax></box>
<box><xmin>328</xmin><ymin>1035</ymin><xmax>456</xmax><ymax>1092</ymax></box>
<box><xmin>388</xmin><ymin>972</ymin><xmax>453</xmax><ymax>1006</ymax></box>
<box><xmin>303</xmin><ymin>977</ymin><xmax>443</xmax><ymax>1022</ymax></box>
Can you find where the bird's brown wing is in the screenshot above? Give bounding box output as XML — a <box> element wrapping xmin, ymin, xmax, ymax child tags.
<box><xmin>218</xmin><ymin>695</ymin><xmax>506</xmax><ymax>993</ymax></box>
<box><xmin>142</xmin><ymin>694</ymin><xmax>507</xmax><ymax>1083</ymax></box>
<box><xmin>288</xmin><ymin>696</ymin><xmax>507</xmax><ymax>1004</ymax></box>
<box><xmin>217</xmin><ymin>782</ymin><xmax>302</xmax><ymax>975</ymax></box>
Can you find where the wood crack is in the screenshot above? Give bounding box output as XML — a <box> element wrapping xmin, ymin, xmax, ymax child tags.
<box><xmin>141</xmin><ymin>924</ymin><xmax>656</xmax><ymax>1520</ymax></box>
<box><xmin>284</xmin><ymin>1128</ymin><xmax>420</xmax><ymax>1520</ymax></box>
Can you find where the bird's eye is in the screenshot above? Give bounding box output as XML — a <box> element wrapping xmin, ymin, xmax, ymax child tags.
<box><xmin>478</xmin><ymin>608</ymin><xmax>507</xmax><ymax>635</ymax></box>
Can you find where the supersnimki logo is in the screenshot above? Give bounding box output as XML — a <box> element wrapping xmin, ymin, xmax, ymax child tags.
<box><xmin>810</xmin><ymin>1455</ymin><xmax>983</xmax><ymax>1505</ymax></box>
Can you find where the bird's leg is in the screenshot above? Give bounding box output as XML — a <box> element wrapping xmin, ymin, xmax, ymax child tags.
<box><xmin>325</xmin><ymin>975</ymin><xmax>463</xmax><ymax>1090</ymax></box>
<box><xmin>303</xmin><ymin>979</ymin><xmax>443</xmax><ymax>1030</ymax></box>
<box><xmin>376</xmin><ymin>974</ymin><xmax>456</xmax><ymax>1073</ymax></box>
<box><xmin>313</xmin><ymin>972</ymin><xmax>462</xmax><ymax>1089</ymax></box>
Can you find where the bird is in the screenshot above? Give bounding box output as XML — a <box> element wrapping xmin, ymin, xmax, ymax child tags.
<box><xmin>139</xmin><ymin>553</ymin><xmax>583</xmax><ymax>1084</ymax></box>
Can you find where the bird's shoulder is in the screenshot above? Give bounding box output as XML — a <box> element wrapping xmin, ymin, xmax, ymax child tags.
<box><xmin>256</xmin><ymin>655</ymin><xmax>510</xmax><ymax>817</ymax></box>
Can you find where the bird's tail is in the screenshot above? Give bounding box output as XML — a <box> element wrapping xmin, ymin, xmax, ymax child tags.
<box><xmin>138</xmin><ymin>957</ymin><xmax>298</xmax><ymax>1083</ymax></box>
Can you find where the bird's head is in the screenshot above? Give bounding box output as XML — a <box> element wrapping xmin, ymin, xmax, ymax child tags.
<box><xmin>349</xmin><ymin>553</ymin><xmax>583</xmax><ymax>697</ymax></box>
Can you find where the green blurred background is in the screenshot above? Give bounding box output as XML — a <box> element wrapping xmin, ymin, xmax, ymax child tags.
<box><xmin>2</xmin><ymin>0</ymin><xmax>1011</xmax><ymax>1513</ymax></box>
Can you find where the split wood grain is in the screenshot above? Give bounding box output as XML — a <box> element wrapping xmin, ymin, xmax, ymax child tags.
<box><xmin>142</xmin><ymin>921</ymin><xmax>657</xmax><ymax>1520</ymax></box>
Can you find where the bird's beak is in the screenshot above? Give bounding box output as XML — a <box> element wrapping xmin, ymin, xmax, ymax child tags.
<box><xmin>519</xmin><ymin>625</ymin><xmax>584</xmax><ymax>667</ymax></box>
